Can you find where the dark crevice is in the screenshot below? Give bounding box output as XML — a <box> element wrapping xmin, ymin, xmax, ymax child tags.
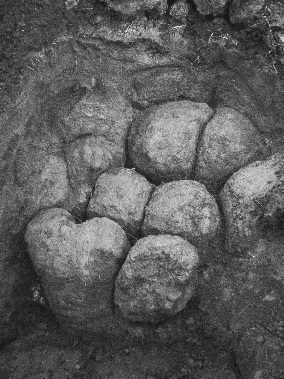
<box><xmin>188</xmin><ymin>0</ymin><xmax>233</xmax><ymax>21</ymax></box>
<box><xmin>167</xmin><ymin>0</ymin><xmax>198</xmax><ymax>16</ymax></box>
<box><xmin>186</xmin><ymin>0</ymin><xmax>198</xmax><ymax>13</ymax></box>
<box><xmin>83</xmin><ymin>180</ymin><xmax>96</xmax><ymax>222</ymax></box>
<box><xmin>167</xmin><ymin>0</ymin><xmax>176</xmax><ymax>8</ymax></box>
<box><xmin>231</xmin><ymin>350</ymin><xmax>246</xmax><ymax>379</ymax></box>
<box><xmin>190</xmin><ymin>109</ymin><xmax>216</xmax><ymax>181</ymax></box>
<box><xmin>166</xmin><ymin>0</ymin><xmax>177</xmax><ymax>17</ymax></box>
<box><xmin>204</xmin><ymin>14</ymin><xmax>215</xmax><ymax>22</ymax></box>
<box><xmin>124</xmin><ymin>138</ymin><xmax>135</xmax><ymax>169</ymax></box>
<box><xmin>138</xmin><ymin>184</ymin><xmax>157</xmax><ymax>239</ymax></box>
<box><xmin>125</xmin><ymin>113</ymin><xmax>141</xmax><ymax>170</ymax></box>
<box><xmin>223</xmin><ymin>0</ymin><xmax>234</xmax><ymax>26</ymax></box>
<box><xmin>70</xmin><ymin>133</ymin><xmax>94</xmax><ymax>142</ymax></box>
<box><xmin>206</xmin><ymin>74</ymin><xmax>221</xmax><ymax>109</ymax></box>
<box><xmin>257</xmin><ymin>209</ymin><xmax>284</xmax><ymax>239</ymax></box>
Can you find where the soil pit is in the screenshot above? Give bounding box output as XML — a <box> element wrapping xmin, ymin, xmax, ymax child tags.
<box><xmin>1</xmin><ymin>1</ymin><xmax>284</xmax><ymax>378</ymax></box>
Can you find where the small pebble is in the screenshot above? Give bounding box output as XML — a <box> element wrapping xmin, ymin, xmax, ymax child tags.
<box><xmin>256</xmin><ymin>335</ymin><xmax>264</xmax><ymax>343</ymax></box>
<box><xmin>186</xmin><ymin>317</ymin><xmax>195</xmax><ymax>326</ymax></box>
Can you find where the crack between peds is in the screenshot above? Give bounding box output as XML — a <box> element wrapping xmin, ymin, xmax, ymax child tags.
<box><xmin>190</xmin><ymin>108</ymin><xmax>216</xmax><ymax>181</ymax></box>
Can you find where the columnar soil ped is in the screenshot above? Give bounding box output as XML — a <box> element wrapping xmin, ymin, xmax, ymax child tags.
<box><xmin>1</xmin><ymin>1</ymin><xmax>284</xmax><ymax>378</ymax></box>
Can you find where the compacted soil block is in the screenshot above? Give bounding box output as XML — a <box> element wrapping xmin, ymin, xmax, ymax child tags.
<box><xmin>115</xmin><ymin>234</ymin><xmax>200</xmax><ymax>323</ymax></box>
<box><xmin>25</xmin><ymin>208</ymin><xmax>131</xmax><ymax>333</ymax></box>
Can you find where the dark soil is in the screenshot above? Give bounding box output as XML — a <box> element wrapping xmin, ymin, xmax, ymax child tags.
<box><xmin>1</xmin><ymin>0</ymin><xmax>283</xmax><ymax>113</ymax></box>
<box><xmin>0</xmin><ymin>1</ymin><xmax>284</xmax><ymax>378</ymax></box>
<box><xmin>0</xmin><ymin>0</ymin><xmax>109</xmax><ymax>112</ymax></box>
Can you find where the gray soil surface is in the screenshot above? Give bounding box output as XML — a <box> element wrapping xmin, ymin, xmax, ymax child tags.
<box><xmin>1</xmin><ymin>1</ymin><xmax>284</xmax><ymax>379</ymax></box>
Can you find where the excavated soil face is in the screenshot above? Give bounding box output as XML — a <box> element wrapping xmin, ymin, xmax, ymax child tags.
<box><xmin>1</xmin><ymin>1</ymin><xmax>284</xmax><ymax>379</ymax></box>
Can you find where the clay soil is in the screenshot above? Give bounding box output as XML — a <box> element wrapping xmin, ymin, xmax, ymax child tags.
<box><xmin>0</xmin><ymin>1</ymin><xmax>284</xmax><ymax>379</ymax></box>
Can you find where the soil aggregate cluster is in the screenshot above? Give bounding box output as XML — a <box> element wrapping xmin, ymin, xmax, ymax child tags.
<box><xmin>1</xmin><ymin>1</ymin><xmax>284</xmax><ymax>378</ymax></box>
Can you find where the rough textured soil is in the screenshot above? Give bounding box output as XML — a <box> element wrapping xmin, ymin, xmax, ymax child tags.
<box><xmin>0</xmin><ymin>0</ymin><xmax>107</xmax><ymax>112</ymax></box>
<box><xmin>1</xmin><ymin>0</ymin><xmax>283</xmax><ymax>113</ymax></box>
<box><xmin>1</xmin><ymin>1</ymin><xmax>284</xmax><ymax>379</ymax></box>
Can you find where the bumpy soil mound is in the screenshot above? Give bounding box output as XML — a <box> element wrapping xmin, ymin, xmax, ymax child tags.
<box><xmin>1</xmin><ymin>1</ymin><xmax>284</xmax><ymax>378</ymax></box>
<box><xmin>115</xmin><ymin>234</ymin><xmax>199</xmax><ymax>323</ymax></box>
<box><xmin>25</xmin><ymin>208</ymin><xmax>131</xmax><ymax>333</ymax></box>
